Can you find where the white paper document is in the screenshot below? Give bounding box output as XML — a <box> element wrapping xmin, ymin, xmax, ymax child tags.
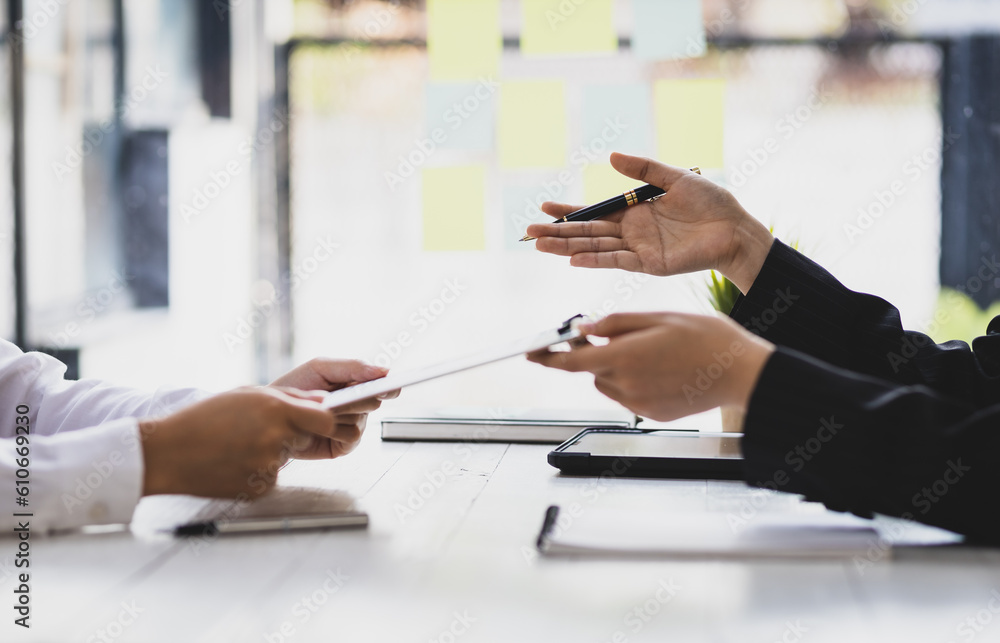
<box><xmin>321</xmin><ymin>319</ymin><xmax>585</xmax><ymax>410</ymax></box>
<box><xmin>537</xmin><ymin>506</ymin><xmax>887</xmax><ymax>560</ymax></box>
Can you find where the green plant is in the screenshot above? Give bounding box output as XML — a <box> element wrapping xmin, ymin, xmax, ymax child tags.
<box><xmin>707</xmin><ymin>269</ymin><xmax>741</xmax><ymax>315</ymax></box>
<box><xmin>706</xmin><ymin>231</ymin><xmax>799</xmax><ymax>316</ymax></box>
<box><xmin>928</xmin><ymin>288</ymin><xmax>1000</xmax><ymax>344</ymax></box>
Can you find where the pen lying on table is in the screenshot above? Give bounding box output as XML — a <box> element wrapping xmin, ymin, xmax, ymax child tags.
<box><xmin>520</xmin><ymin>166</ymin><xmax>701</xmax><ymax>242</ymax></box>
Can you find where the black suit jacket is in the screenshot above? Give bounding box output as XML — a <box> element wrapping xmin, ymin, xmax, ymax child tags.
<box><xmin>730</xmin><ymin>240</ymin><xmax>1000</xmax><ymax>544</ymax></box>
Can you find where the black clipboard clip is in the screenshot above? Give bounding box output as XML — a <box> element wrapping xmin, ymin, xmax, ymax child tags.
<box><xmin>558</xmin><ymin>314</ymin><xmax>586</xmax><ymax>335</ymax></box>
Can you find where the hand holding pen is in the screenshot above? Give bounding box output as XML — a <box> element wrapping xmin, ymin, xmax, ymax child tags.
<box><xmin>520</xmin><ymin>166</ymin><xmax>701</xmax><ymax>241</ymax></box>
<box><xmin>524</xmin><ymin>152</ymin><xmax>773</xmax><ymax>294</ymax></box>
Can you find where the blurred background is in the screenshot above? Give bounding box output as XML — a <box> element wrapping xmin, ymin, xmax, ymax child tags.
<box><xmin>2</xmin><ymin>0</ymin><xmax>999</xmax><ymax>422</ymax></box>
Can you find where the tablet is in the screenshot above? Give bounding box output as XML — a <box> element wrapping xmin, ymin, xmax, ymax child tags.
<box><xmin>548</xmin><ymin>428</ymin><xmax>744</xmax><ymax>480</ymax></box>
<box><xmin>321</xmin><ymin>315</ymin><xmax>587</xmax><ymax>410</ymax></box>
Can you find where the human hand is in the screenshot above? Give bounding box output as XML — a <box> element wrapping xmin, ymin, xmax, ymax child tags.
<box><xmin>526</xmin><ymin>153</ymin><xmax>774</xmax><ymax>294</ymax></box>
<box><xmin>140</xmin><ymin>387</ymin><xmax>344</xmax><ymax>499</ymax></box>
<box><xmin>270</xmin><ymin>358</ymin><xmax>400</xmax><ymax>457</ymax></box>
<box><xmin>527</xmin><ymin>313</ymin><xmax>775</xmax><ymax>421</ymax></box>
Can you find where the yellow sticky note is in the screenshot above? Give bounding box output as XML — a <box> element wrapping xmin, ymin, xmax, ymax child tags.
<box><xmin>521</xmin><ymin>0</ymin><xmax>617</xmax><ymax>55</ymax></box>
<box><xmin>654</xmin><ymin>78</ymin><xmax>725</xmax><ymax>169</ymax></box>
<box><xmin>583</xmin><ymin>164</ymin><xmax>641</xmax><ymax>204</ymax></box>
<box><xmin>498</xmin><ymin>81</ymin><xmax>566</xmax><ymax>168</ymax></box>
<box><xmin>427</xmin><ymin>0</ymin><xmax>501</xmax><ymax>81</ymax></box>
<box><xmin>422</xmin><ymin>166</ymin><xmax>486</xmax><ymax>251</ymax></box>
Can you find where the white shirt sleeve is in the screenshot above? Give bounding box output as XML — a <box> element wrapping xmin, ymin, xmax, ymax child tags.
<box><xmin>1</xmin><ymin>339</ymin><xmax>210</xmax><ymax>534</ymax></box>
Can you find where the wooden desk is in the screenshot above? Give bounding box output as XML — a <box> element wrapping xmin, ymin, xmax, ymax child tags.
<box><xmin>7</xmin><ymin>419</ymin><xmax>999</xmax><ymax>642</ymax></box>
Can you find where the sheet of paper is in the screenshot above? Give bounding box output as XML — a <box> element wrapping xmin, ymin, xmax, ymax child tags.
<box><xmin>427</xmin><ymin>0</ymin><xmax>501</xmax><ymax>80</ymax></box>
<box><xmin>425</xmin><ymin>82</ymin><xmax>496</xmax><ymax>151</ymax></box>
<box><xmin>654</xmin><ymin>78</ymin><xmax>725</xmax><ymax>168</ymax></box>
<box><xmin>322</xmin><ymin>323</ymin><xmax>583</xmax><ymax>409</ymax></box>
<box><xmin>581</xmin><ymin>83</ymin><xmax>654</xmax><ymax>157</ymax></box>
<box><xmin>633</xmin><ymin>0</ymin><xmax>706</xmax><ymax>60</ymax></box>
<box><xmin>422</xmin><ymin>166</ymin><xmax>486</xmax><ymax>251</ymax></box>
<box><xmin>498</xmin><ymin>81</ymin><xmax>567</xmax><ymax>168</ymax></box>
<box><xmin>583</xmin><ymin>164</ymin><xmax>640</xmax><ymax>204</ymax></box>
<box><xmin>520</xmin><ymin>0</ymin><xmax>617</xmax><ymax>55</ymax></box>
<box><xmin>540</xmin><ymin>508</ymin><xmax>890</xmax><ymax>559</ymax></box>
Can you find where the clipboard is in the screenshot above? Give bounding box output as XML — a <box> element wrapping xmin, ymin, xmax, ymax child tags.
<box><xmin>321</xmin><ymin>315</ymin><xmax>590</xmax><ymax>410</ymax></box>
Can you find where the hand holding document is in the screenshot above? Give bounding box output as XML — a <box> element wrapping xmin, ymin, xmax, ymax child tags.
<box><xmin>321</xmin><ymin>316</ymin><xmax>589</xmax><ymax>410</ymax></box>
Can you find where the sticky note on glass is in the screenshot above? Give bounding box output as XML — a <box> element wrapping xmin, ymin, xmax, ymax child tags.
<box><xmin>498</xmin><ymin>81</ymin><xmax>566</xmax><ymax>168</ymax></box>
<box><xmin>583</xmin><ymin>164</ymin><xmax>640</xmax><ymax>204</ymax></box>
<box><xmin>427</xmin><ymin>0</ymin><xmax>501</xmax><ymax>80</ymax></box>
<box><xmin>520</xmin><ymin>0</ymin><xmax>617</xmax><ymax>56</ymax></box>
<box><xmin>425</xmin><ymin>82</ymin><xmax>496</xmax><ymax>151</ymax></box>
<box><xmin>503</xmin><ymin>178</ymin><xmax>566</xmax><ymax>250</ymax></box>
<box><xmin>654</xmin><ymin>78</ymin><xmax>725</xmax><ymax>168</ymax></box>
<box><xmin>422</xmin><ymin>166</ymin><xmax>486</xmax><ymax>251</ymax></box>
<box><xmin>581</xmin><ymin>84</ymin><xmax>654</xmax><ymax>157</ymax></box>
<box><xmin>633</xmin><ymin>0</ymin><xmax>706</xmax><ymax>60</ymax></box>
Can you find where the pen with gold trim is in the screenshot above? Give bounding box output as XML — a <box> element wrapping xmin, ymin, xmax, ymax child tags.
<box><xmin>519</xmin><ymin>166</ymin><xmax>701</xmax><ymax>242</ymax></box>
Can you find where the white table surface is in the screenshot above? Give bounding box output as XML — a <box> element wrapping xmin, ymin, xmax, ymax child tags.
<box><xmin>4</xmin><ymin>415</ymin><xmax>997</xmax><ymax>643</ymax></box>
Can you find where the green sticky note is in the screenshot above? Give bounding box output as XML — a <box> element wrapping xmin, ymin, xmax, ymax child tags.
<box><xmin>654</xmin><ymin>78</ymin><xmax>725</xmax><ymax>169</ymax></box>
<box><xmin>498</xmin><ymin>81</ymin><xmax>566</xmax><ymax>168</ymax></box>
<box><xmin>583</xmin><ymin>164</ymin><xmax>641</xmax><ymax>204</ymax></box>
<box><xmin>427</xmin><ymin>0</ymin><xmax>501</xmax><ymax>81</ymax></box>
<box><xmin>422</xmin><ymin>166</ymin><xmax>486</xmax><ymax>251</ymax></box>
<box><xmin>520</xmin><ymin>0</ymin><xmax>617</xmax><ymax>56</ymax></box>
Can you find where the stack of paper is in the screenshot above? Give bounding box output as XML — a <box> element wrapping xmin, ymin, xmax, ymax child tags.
<box><xmin>537</xmin><ymin>506</ymin><xmax>887</xmax><ymax>559</ymax></box>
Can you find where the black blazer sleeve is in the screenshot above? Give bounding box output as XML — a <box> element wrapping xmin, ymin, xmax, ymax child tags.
<box><xmin>743</xmin><ymin>347</ymin><xmax>998</xmax><ymax>544</ymax></box>
<box><xmin>729</xmin><ymin>239</ymin><xmax>1000</xmax><ymax>406</ymax></box>
<box><xmin>730</xmin><ymin>241</ymin><xmax>1000</xmax><ymax>542</ymax></box>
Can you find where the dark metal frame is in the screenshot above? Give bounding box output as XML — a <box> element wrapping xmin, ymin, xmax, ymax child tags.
<box><xmin>7</xmin><ymin>0</ymin><xmax>126</xmax><ymax>352</ymax></box>
<box><xmin>8</xmin><ymin>0</ymin><xmax>25</xmax><ymax>348</ymax></box>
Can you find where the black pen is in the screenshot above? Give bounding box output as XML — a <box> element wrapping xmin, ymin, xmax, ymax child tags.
<box><xmin>171</xmin><ymin>513</ymin><xmax>368</xmax><ymax>537</ymax></box>
<box><xmin>520</xmin><ymin>166</ymin><xmax>701</xmax><ymax>242</ymax></box>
